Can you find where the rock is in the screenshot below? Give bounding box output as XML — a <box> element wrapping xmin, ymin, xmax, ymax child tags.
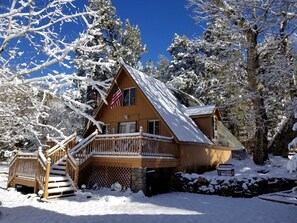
<box><xmin>197</xmin><ymin>177</ymin><xmax>209</xmax><ymax>186</ymax></box>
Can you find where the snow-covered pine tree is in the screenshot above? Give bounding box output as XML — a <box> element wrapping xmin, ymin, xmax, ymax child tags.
<box><xmin>75</xmin><ymin>0</ymin><xmax>146</xmax><ymax>110</ymax></box>
<box><xmin>166</xmin><ymin>34</ymin><xmax>203</xmax><ymax>96</ymax></box>
<box><xmin>194</xmin><ymin>18</ymin><xmax>253</xmax><ymax>148</ymax></box>
<box><xmin>163</xmin><ymin>23</ymin><xmax>251</xmax><ymax>145</ymax></box>
<box><xmin>187</xmin><ymin>0</ymin><xmax>297</xmax><ymax>164</ymax></box>
<box><xmin>155</xmin><ymin>55</ymin><xmax>170</xmax><ymax>81</ymax></box>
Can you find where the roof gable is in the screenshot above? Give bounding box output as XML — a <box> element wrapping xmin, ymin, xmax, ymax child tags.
<box><xmin>123</xmin><ymin>65</ymin><xmax>212</xmax><ymax>144</ymax></box>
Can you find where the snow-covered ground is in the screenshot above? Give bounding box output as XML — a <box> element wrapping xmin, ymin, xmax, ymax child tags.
<box><xmin>0</xmin><ymin>157</ymin><xmax>297</xmax><ymax>223</ymax></box>
<box><xmin>183</xmin><ymin>155</ymin><xmax>297</xmax><ymax>179</ymax></box>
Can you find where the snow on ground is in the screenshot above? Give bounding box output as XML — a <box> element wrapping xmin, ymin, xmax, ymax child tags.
<box><xmin>0</xmin><ymin>157</ymin><xmax>297</xmax><ymax>223</ymax></box>
<box><xmin>199</xmin><ymin>155</ymin><xmax>297</xmax><ymax>179</ymax></box>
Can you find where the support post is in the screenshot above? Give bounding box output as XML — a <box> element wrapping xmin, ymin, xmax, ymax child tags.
<box><xmin>74</xmin><ymin>158</ymin><xmax>80</xmax><ymax>189</ymax></box>
<box><xmin>139</xmin><ymin>126</ymin><xmax>143</xmax><ymax>156</ymax></box>
<box><xmin>34</xmin><ymin>147</ymin><xmax>42</xmax><ymax>194</ymax></box>
<box><xmin>44</xmin><ymin>158</ymin><xmax>51</xmax><ymax>199</ymax></box>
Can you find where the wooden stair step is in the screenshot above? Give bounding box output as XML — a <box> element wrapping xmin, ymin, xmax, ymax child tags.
<box><xmin>48</xmin><ymin>186</ymin><xmax>75</xmax><ymax>194</ymax></box>
<box><xmin>48</xmin><ymin>181</ymin><xmax>71</xmax><ymax>188</ymax></box>
<box><xmin>47</xmin><ymin>193</ymin><xmax>75</xmax><ymax>199</ymax></box>
<box><xmin>51</xmin><ymin>165</ymin><xmax>66</xmax><ymax>170</ymax></box>
<box><xmin>48</xmin><ymin>175</ymin><xmax>69</xmax><ymax>182</ymax></box>
<box><xmin>50</xmin><ymin>170</ymin><xmax>65</xmax><ymax>175</ymax></box>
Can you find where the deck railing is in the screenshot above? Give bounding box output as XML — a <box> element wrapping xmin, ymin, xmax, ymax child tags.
<box><xmin>71</xmin><ymin>130</ymin><xmax>178</xmax><ymax>166</ymax></box>
<box><xmin>7</xmin><ymin>149</ymin><xmax>52</xmax><ymax>198</ymax></box>
<box><xmin>7</xmin><ymin>152</ymin><xmax>38</xmax><ymax>187</ymax></box>
<box><xmin>7</xmin><ymin>133</ymin><xmax>77</xmax><ymax>199</ymax></box>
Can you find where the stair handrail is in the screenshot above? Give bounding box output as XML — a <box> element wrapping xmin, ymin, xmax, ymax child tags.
<box><xmin>64</xmin><ymin>130</ymin><xmax>97</xmax><ymax>189</ymax></box>
<box><xmin>46</xmin><ymin>133</ymin><xmax>77</xmax><ymax>165</ymax></box>
<box><xmin>69</xmin><ymin>130</ymin><xmax>98</xmax><ymax>154</ymax></box>
<box><xmin>66</xmin><ymin>153</ymin><xmax>79</xmax><ymax>189</ymax></box>
<box><xmin>47</xmin><ymin>132</ymin><xmax>77</xmax><ymax>156</ymax></box>
<box><xmin>38</xmin><ymin>148</ymin><xmax>47</xmax><ymax>166</ymax></box>
<box><xmin>35</xmin><ymin>148</ymin><xmax>47</xmax><ymax>193</ymax></box>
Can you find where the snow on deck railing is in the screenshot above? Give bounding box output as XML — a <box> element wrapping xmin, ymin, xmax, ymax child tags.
<box><xmin>90</xmin><ymin>131</ymin><xmax>177</xmax><ymax>157</ymax></box>
<box><xmin>95</xmin><ymin>132</ymin><xmax>174</xmax><ymax>142</ymax></box>
<box><xmin>67</xmin><ymin>130</ymin><xmax>177</xmax><ymax>168</ymax></box>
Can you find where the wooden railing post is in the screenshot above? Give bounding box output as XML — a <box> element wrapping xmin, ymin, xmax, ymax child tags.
<box><xmin>7</xmin><ymin>151</ymin><xmax>19</xmax><ymax>188</ymax></box>
<box><xmin>65</xmin><ymin>153</ymin><xmax>69</xmax><ymax>174</ymax></box>
<box><xmin>74</xmin><ymin>158</ymin><xmax>80</xmax><ymax>188</ymax></box>
<box><xmin>139</xmin><ymin>126</ymin><xmax>143</xmax><ymax>156</ymax></box>
<box><xmin>44</xmin><ymin>158</ymin><xmax>51</xmax><ymax>199</ymax></box>
<box><xmin>34</xmin><ymin>147</ymin><xmax>42</xmax><ymax>193</ymax></box>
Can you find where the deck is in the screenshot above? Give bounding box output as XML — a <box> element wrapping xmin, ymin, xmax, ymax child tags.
<box><xmin>7</xmin><ymin>130</ymin><xmax>179</xmax><ymax>198</ymax></box>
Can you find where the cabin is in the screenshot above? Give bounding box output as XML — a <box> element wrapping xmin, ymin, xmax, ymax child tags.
<box><xmin>7</xmin><ymin>64</ymin><xmax>245</xmax><ymax>198</ymax></box>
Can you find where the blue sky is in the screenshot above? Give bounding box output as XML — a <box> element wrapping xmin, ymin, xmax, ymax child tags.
<box><xmin>112</xmin><ymin>0</ymin><xmax>204</xmax><ymax>64</ymax></box>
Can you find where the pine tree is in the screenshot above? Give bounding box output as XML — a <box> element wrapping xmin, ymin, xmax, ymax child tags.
<box><xmin>166</xmin><ymin>34</ymin><xmax>203</xmax><ymax>96</ymax></box>
<box><xmin>75</xmin><ymin>0</ymin><xmax>146</xmax><ymax>110</ymax></box>
<box><xmin>187</xmin><ymin>0</ymin><xmax>297</xmax><ymax>164</ymax></box>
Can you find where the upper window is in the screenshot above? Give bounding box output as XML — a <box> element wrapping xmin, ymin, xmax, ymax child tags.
<box><xmin>123</xmin><ymin>87</ymin><xmax>136</xmax><ymax>106</ymax></box>
<box><xmin>148</xmin><ymin>120</ymin><xmax>160</xmax><ymax>135</ymax></box>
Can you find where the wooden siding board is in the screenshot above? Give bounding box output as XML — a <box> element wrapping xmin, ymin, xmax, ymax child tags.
<box><xmin>85</xmin><ymin>156</ymin><xmax>179</xmax><ymax>169</ymax></box>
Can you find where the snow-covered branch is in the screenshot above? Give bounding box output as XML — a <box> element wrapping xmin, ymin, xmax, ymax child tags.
<box><xmin>0</xmin><ymin>0</ymin><xmax>117</xmax><ymax>150</ymax></box>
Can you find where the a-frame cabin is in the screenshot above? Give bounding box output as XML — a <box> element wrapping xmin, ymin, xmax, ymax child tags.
<box><xmin>81</xmin><ymin>64</ymin><xmax>244</xmax><ymax>194</ymax></box>
<box><xmin>7</xmin><ymin>64</ymin><xmax>245</xmax><ymax>198</ymax></box>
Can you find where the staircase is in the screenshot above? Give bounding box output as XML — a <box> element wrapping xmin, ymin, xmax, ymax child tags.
<box><xmin>48</xmin><ymin>157</ymin><xmax>75</xmax><ymax>198</ymax></box>
<box><xmin>7</xmin><ymin>132</ymin><xmax>97</xmax><ymax>199</ymax></box>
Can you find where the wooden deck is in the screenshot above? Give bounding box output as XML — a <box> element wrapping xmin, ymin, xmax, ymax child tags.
<box><xmin>7</xmin><ymin>130</ymin><xmax>179</xmax><ymax>198</ymax></box>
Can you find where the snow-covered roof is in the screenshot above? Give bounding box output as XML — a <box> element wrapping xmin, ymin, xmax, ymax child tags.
<box><xmin>186</xmin><ymin>105</ymin><xmax>216</xmax><ymax>117</ymax></box>
<box><xmin>123</xmin><ymin>65</ymin><xmax>212</xmax><ymax>144</ymax></box>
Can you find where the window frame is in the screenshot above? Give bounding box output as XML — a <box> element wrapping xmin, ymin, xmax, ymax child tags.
<box><xmin>123</xmin><ymin>87</ymin><xmax>136</xmax><ymax>107</ymax></box>
<box><xmin>148</xmin><ymin>120</ymin><xmax>160</xmax><ymax>135</ymax></box>
<box><xmin>119</xmin><ymin>122</ymin><xmax>137</xmax><ymax>134</ymax></box>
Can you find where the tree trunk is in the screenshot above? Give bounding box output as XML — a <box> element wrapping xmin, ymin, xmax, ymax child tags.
<box><xmin>268</xmin><ymin>114</ymin><xmax>295</xmax><ymax>157</ymax></box>
<box><xmin>245</xmin><ymin>28</ymin><xmax>269</xmax><ymax>165</ymax></box>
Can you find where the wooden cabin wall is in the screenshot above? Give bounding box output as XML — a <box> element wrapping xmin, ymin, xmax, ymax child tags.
<box><xmin>178</xmin><ymin>144</ymin><xmax>232</xmax><ymax>173</ymax></box>
<box><xmin>97</xmin><ymin>69</ymin><xmax>174</xmax><ymax>137</ymax></box>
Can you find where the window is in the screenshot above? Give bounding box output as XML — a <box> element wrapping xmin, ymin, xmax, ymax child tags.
<box><xmin>148</xmin><ymin>120</ymin><xmax>160</xmax><ymax>135</ymax></box>
<box><xmin>119</xmin><ymin>122</ymin><xmax>136</xmax><ymax>134</ymax></box>
<box><xmin>123</xmin><ymin>87</ymin><xmax>136</xmax><ymax>106</ymax></box>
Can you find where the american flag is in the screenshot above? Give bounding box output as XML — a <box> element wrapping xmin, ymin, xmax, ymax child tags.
<box><xmin>110</xmin><ymin>88</ymin><xmax>122</xmax><ymax>109</ymax></box>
